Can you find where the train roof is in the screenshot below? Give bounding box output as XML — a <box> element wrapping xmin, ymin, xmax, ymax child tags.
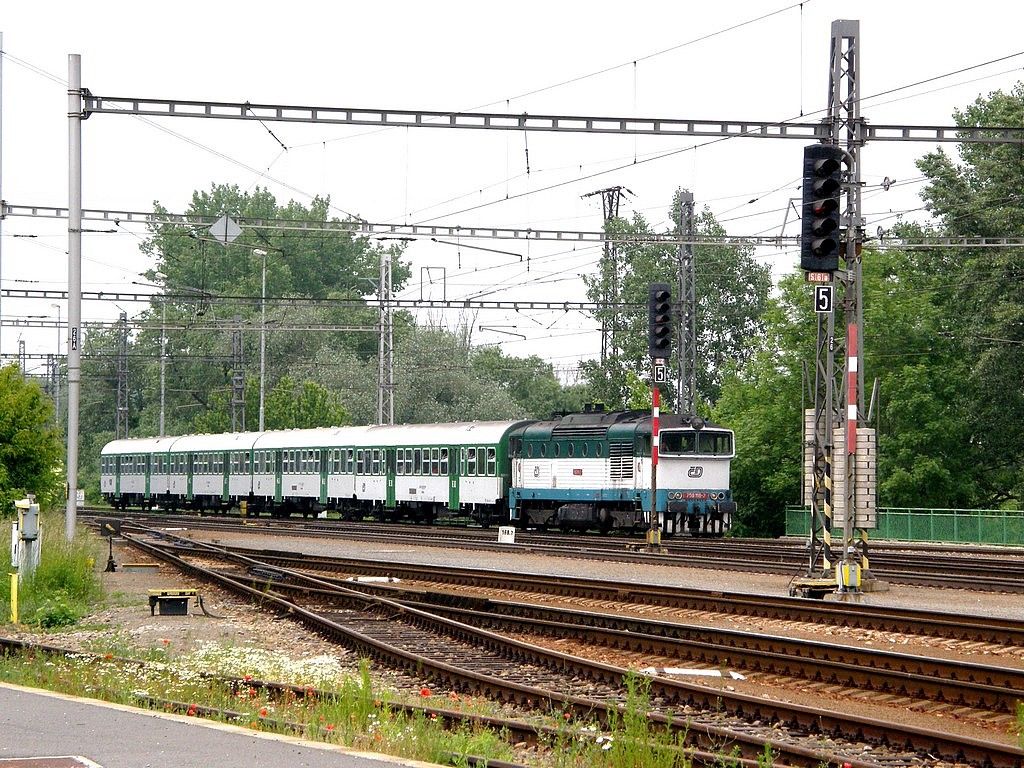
<box><xmin>170</xmin><ymin>432</ymin><xmax>264</xmax><ymax>452</ymax></box>
<box><xmin>357</xmin><ymin>420</ymin><xmax>530</xmax><ymax>447</ymax></box>
<box><xmin>101</xmin><ymin>435</ymin><xmax>184</xmax><ymax>455</ymax></box>
<box><xmin>515</xmin><ymin>410</ymin><xmax>732</xmax><ymax>440</ymax></box>
<box><xmin>251</xmin><ymin>426</ymin><xmax>371</xmax><ymax>450</ymax></box>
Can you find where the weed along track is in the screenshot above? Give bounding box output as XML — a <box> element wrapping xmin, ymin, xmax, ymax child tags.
<box><xmin>120</xmin><ymin>526</ymin><xmax>1024</xmax><ymax>767</ymax></box>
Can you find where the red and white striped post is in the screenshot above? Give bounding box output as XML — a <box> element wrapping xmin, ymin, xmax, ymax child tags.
<box><xmin>846</xmin><ymin>323</ymin><xmax>857</xmax><ymax>456</ymax></box>
<box><xmin>648</xmin><ymin>382</ymin><xmax>661</xmax><ymax>547</ymax></box>
<box><xmin>842</xmin><ymin>321</ymin><xmax>858</xmax><ymax>589</ymax></box>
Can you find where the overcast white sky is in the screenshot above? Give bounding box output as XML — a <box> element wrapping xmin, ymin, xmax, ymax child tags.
<box><xmin>2</xmin><ymin>0</ymin><xmax>1023</xmax><ymax>378</ymax></box>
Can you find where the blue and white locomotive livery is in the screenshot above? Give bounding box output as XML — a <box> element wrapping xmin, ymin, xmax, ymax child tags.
<box><xmin>100</xmin><ymin>407</ymin><xmax>735</xmax><ymax>536</ymax></box>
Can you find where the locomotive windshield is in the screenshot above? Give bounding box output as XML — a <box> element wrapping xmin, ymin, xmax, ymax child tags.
<box><xmin>660</xmin><ymin>429</ymin><xmax>732</xmax><ymax>456</ymax></box>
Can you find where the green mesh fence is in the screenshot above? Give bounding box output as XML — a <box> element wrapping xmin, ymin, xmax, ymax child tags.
<box><xmin>784</xmin><ymin>506</ymin><xmax>1024</xmax><ymax>546</ymax></box>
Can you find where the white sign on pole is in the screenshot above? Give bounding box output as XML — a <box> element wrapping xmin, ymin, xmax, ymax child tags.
<box><xmin>209</xmin><ymin>215</ymin><xmax>242</xmax><ymax>245</ymax></box>
<box><xmin>814</xmin><ymin>285</ymin><xmax>834</xmax><ymax>314</ymax></box>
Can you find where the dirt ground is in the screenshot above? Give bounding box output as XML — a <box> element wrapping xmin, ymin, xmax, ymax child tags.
<box><xmin>9</xmin><ymin>538</ymin><xmax>358</xmax><ymax>664</ymax></box>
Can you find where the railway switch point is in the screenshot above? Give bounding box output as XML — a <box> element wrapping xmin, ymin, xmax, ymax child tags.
<box><xmin>148</xmin><ymin>589</ymin><xmax>198</xmax><ymax>616</ymax></box>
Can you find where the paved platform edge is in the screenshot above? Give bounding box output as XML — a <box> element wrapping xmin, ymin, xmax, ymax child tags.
<box><xmin>0</xmin><ymin>682</ymin><xmax>446</xmax><ymax>768</ymax></box>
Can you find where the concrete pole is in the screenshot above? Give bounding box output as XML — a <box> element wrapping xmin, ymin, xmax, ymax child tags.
<box><xmin>159</xmin><ymin>299</ymin><xmax>166</xmax><ymax>436</ymax></box>
<box><xmin>65</xmin><ymin>54</ymin><xmax>82</xmax><ymax>540</ymax></box>
<box><xmin>258</xmin><ymin>248</ymin><xmax>267</xmax><ymax>431</ymax></box>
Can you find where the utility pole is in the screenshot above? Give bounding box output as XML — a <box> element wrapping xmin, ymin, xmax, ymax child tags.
<box><xmin>17</xmin><ymin>339</ymin><xmax>25</xmax><ymax>376</ymax></box>
<box><xmin>159</xmin><ymin>300</ymin><xmax>166</xmax><ymax>436</ymax></box>
<box><xmin>582</xmin><ymin>186</ymin><xmax>630</xmax><ymax>364</ymax></box>
<box><xmin>377</xmin><ymin>249</ymin><xmax>394</xmax><ymax>425</ymax></box>
<box><xmin>115</xmin><ymin>311</ymin><xmax>129</xmax><ymax>439</ymax></box>
<box><xmin>675</xmin><ymin>190</ymin><xmax>697</xmax><ymax>414</ymax></box>
<box><xmin>66</xmin><ymin>53</ymin><xmax>82</xmax><ymax>540</ymax></box>
<box><xmin>231</xmin><ymin>316</ymin><xmax>245</xmax><ymax>432</ymax></box>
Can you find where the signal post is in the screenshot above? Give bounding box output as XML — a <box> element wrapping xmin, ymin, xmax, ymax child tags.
<box><xmin>647</xmin><ymin>284</ymin><xmax>672</xmax><ymax>551</ymax></box>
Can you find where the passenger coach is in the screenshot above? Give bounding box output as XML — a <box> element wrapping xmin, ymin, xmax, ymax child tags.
<box><xmin>100</xmin><ymin>421</ymin><xmax>527</xmax><ymax>525</ymax></box>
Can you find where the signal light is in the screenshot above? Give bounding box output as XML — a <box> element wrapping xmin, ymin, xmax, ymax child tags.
<box><xmin>648</xmin><ymin>283</ymin><xmax>672</xmax><ymax>359</ymax></box>
<box><xmin>801</xmin><ymin>144</ymin><xmax>845</xmax><ymax>272</ymax></box>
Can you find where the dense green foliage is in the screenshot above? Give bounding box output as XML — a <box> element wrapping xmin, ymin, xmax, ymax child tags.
<box><xmin>0</xmin><ymin>365</ymin><xmax>63</xmax><ymax>512</ymax></box>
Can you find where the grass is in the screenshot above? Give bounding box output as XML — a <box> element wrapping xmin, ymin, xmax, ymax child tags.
<box><xmin>0</xmin><ymin>515</ymin><xmax>103</xmax><ymax>627</ymax></box>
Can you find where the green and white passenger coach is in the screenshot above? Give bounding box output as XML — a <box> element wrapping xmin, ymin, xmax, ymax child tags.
<box><xmin>101</xmin><ymin>408</ymin><xmax>735</xmax><ymax>536</ymax></box>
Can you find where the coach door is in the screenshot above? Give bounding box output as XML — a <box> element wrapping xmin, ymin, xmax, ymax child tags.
<box><xmin>319</xmin><ymin>449</ymin><xmax>328</xmax><ymax>504</ymax></box>
<box><xmin>274</xmin><ymin>451</ymin><xmax>283</xmax><ymax>503</ymax></box>
<box><xmin>385</xmin><ymin>448</ymin><xmax>396</xmax><ymax>508</ymax></box>
<box><xmin>448</xmin><ymin>445</ymin><xmax>460</xmax><ymax>511</ymax></box>
<box><xmin>144</xmin><ymin>455</ymin><xmax>151</xmax><ymax>500</ymax></box>
<box><xmin>222</xmin><ymin>451</ymin><xmax>230</xmax><ymax>503</ymax></box>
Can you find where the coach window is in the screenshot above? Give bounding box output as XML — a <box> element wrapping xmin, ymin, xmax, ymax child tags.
<box><xmin>540</xmin><ymin>443</ymin><xmax>547</xmax><ymax>459</ymax></box>
<box><xmin>476</xmin><ymin>447</ymin><xmax>486</xmax><ymax>476</ymax></box>
<box><xmin>466</xmin><ymin>448</ymin><xmax>477</xmax><ymax>476</ymax></box>
<box><xmin>429</xmin><ymin>448</ymin><xmax>439</xmax><ymax>476</ymax></box>
<box><xmin>440</xmin><ymin>448</ymin><xmax>449</xmax><ymax>475</ymax></box>
<box><xmin>566</xmin><ymin>442</ymin><xmax>575</xmax><ymax>458</ymax></box>
<box><xmin>371</xmin><ymin>449</ymin><xmax>380</xmax><ymax>476</ymax></box>
<box><xmin>486</xmin><ymin>447</ymin><xmax>496</xmax><ymax>476</ymax></box>
<box><xmin>526</xmin><ymin>443</ymin><xmax>533</xmax><ymax>459</ymax></box>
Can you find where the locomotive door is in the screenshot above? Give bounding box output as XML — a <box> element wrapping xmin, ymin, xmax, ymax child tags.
<box><xmin>385</xmin><ymin>448</ymin><xmax>396</xmax><ymax>508</ymax></box>
<box><xmin>448</xmin><ymin>444</ymin><xmax>460</xmax><ymax>511</ymax></box>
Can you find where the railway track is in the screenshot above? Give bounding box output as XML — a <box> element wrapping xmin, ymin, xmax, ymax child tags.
<box><xmin>118</xmin><ymin>524</ymin><xmax>1024</xmax><ymax>767</ymax></box>
<box><xmin>86</xmin><ymin>509</ymin><xmax>1024</xmax><ymax>592</ymax></box>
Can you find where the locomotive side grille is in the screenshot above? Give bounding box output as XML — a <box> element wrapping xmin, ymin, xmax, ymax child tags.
<box><xmin>551</xmin><ymin>425</ymin><xmax>608</xmax><ymax>439</ymax></box>
<box><xmin>609</xmin><ymin>441</ymin><xmax>633</xmax><ymax>480</ymax></box>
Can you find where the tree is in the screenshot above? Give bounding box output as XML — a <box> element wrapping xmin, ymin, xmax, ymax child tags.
<box><xmin>469</xmin><ymin>347</ymin><xmax>589</xmax><ymax>418</ymax></box>
<box><xmin>0</xmin><ymin>365</ymin><xmax>63</xmax><ymax>511</ymax></box>
<box><xmin>712</xmin><ymin>275</ymin><xmax>806</xmax><ymax>536</ymax></box>
<box><xmin>584</xmin><ymin>191</ymin><xmax>771</xmax><ymax>412</ymax></box>
<box><xmin>914</xmin><ymin>82</ymin><xmax>1024</xmax><ymax>505</ymax></box>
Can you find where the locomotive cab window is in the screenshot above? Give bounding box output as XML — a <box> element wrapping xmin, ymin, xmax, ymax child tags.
<box><xmin>659</xmin><ymin>431</ymin><xmax>697</xmax><ymax>456</ymax></box>
<box><xmin>698</xmin><ymin>431</ymin><xmax>733</xmax><ymax>456</ymax></box>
